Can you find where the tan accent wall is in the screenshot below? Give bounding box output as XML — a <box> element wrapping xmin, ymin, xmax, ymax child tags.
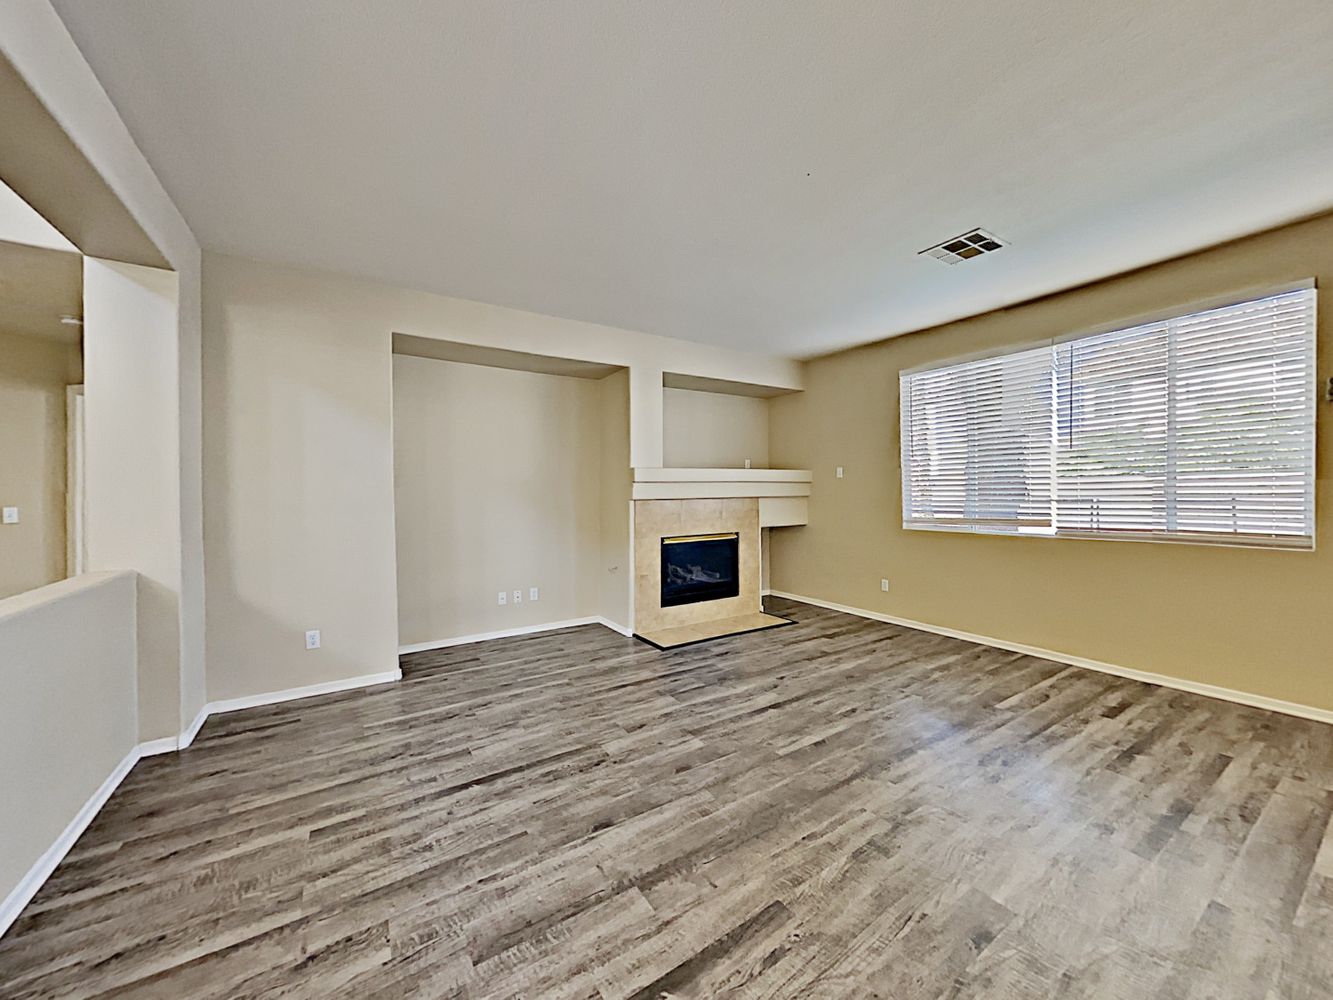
<box><xmin>393</xmin><ymin>355</ymin><xmax>608</xmax><ymax>645</ymax></box>
<box><xmin>770</xmin><ymin>211</ymin><xmax>1333</xmax><ymax>714</ymax></box>
<box><xmin>663</xmin><ymin>387</ymin><xmax>770</xmax><ymax>469</ymax></box>
<box><xmin>633</xmin><ymin>498</ymin><xmax>761</xmax><ymax>632</ymax></box>
<box><xmin>0</xmin><ymin>330</ymin><xmax>79</xmax><ymax>599</ymax></box>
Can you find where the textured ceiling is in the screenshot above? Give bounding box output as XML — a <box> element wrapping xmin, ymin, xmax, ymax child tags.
<box><xmin>52</xmin><ymin>1</ymin><xmax>1333</xmax><ymax>357</ymax></box>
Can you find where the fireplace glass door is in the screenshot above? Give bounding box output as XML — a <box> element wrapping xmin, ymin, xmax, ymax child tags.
<box><xmin>660</xmin><ymin>533</ymin><xmax>740</xmax><ymax>607</ymax></box>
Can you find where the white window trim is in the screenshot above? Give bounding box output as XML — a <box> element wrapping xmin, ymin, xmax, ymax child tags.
<box><xmin>900</xmin><ymin>279</ymin><xmax>1316</xmax><ymax>377</ymax></box>
<box><xmin>900</xmin><ymin>281</ymin><xmax>1318</xmax><ymax>552</ymax></box>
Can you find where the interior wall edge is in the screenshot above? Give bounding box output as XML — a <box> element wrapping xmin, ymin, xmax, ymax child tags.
<box><xmin>768</xmin><ymin>591</ymin><xmax>1333</xmax><ymax>726</ymax></box>
<box><xmin>177</xmin><ymin>702</ymin><xmax>209</xmax><ymax>750</ymax></box>
<box><xmin>593</xmin><ymin>616</ymin><xmax>634</xmax><ymax>637</ymax></box>
<box><xmin>1</xmin><ymin>2</ymin><xmax>209</xmax><ymax>755</ymax></box>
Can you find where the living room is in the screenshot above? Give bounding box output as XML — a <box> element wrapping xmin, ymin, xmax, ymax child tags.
<box><xmin>2</xmin><ymin>3</ymin><xmax>1332</xmax><ymax>997</ymax></box>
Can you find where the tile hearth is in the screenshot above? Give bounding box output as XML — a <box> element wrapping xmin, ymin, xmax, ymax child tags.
<box><xmin>632</xmin><ymin>496</ymin><xmax>771</xmax><ymax>647</ymax></box>
<box><xmin>634</xmin><ymin>611</ymin><xmax>793</xmax><ymax>650</ymax></box>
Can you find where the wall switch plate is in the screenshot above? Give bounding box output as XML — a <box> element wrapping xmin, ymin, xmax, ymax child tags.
<box><xmin>498</xmin><ymin>591</ymin><xmax>507</xmax><ymax>606</ymax></box>
<box><xmin>513</xmin><ymin>589</ymin><xmax>523</xmax><ymax>604</ymax></box>
<box><xmin>880</xmin><ymin>578</ymin><xmax>890</xmax><ymax>592</ymax></box>
<box><xmin>744</xmin><ymin>459</ymin><xmax>751</xmax><ymax>469</ymax></box>
<box><xmin>2</xmin><ymin>507</ymin><xmax>18</xmax><ymax>524</ymax></box>
<box><xmin>529</xmin><ymin>587</ymin><xmax>539</xmax><ymax>602</ymax></box>
<box><xmin>305</xmin><ymin>629</ymin><xmax>321</xmax><ymax>650</ymax></box>
<box><xmin>836</xmin><ymin>467</ymin><xmax>844</xmax><ymax>479</ymax></box>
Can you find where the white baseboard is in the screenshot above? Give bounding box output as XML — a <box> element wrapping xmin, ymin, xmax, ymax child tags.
<box><xmin>204</xmin><ymin>669</ymin><xmax>403</xmax><ymax>717</ymax></box>
<box><xmin>177</xmin><ymin>704</ymin><xmax>209</xmax><ymax>750</ymax></box>
<box><xmin>593</xmin><ymin>616</ymin><xmax>633</xmax><ymax>637</ymax></box>
<box><xmin>1</xmin><ymin>665</ymin><xmax>407</xmax><ymax>940</ymax></box>
<box><xmin>140</xmin><ymin>667</ymin><xmax>390</xmax><ymax>759</ymax></box>
<box><xmin>0</xmin><ymin>745</ymin><xmax>140</xmax><ymax>939</ymax></box>
<box><xmin>399</xmin><ymin>616</ymin><xmax>630</xmax><ymax>653</ymax></box>
<box><xmin>767</xmin><ymin>590</ymin><xmax>1333</xmax><ymax>726</ymax></box>
<box><xmin>137</xmin><ymin>735</ymin><xmax>180</xmax><ymax>757</ymax></box>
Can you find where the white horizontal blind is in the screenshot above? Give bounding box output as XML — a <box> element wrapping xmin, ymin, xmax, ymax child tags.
<box><xmin>1053</xmin><ymin>320</ymin><xmax>1171</xmax><ymax>533</ymax></box>
<box><xmin>901</xmin><ymin>345</ymin><xmax>1054</xmax><ymax>531</ymax></box>
<box><xmin>1168</xmin><ymin>290</ymin><xmax>1315</xmax><ymax>541</ymax></box>
<box><xmin>901</xmin><ymin>286</ymin><xmax>1316</xmax><ymax>548</ymax></box>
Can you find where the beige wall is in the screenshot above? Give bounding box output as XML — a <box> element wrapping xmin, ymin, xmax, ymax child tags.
<box><xmin>203</xmin><ymin>252</ymin><xmax>795</xmax><ymax>701</ymax></box>
<box><xmin>393</xmin><ymin>355</ymin><xmax>608</xmax><ymax>645</ymax></box>
<box><xmin>770</xmin><ymin>211</ymin><xmax>1333</xmax><ymax>714</ymax></box>
<box><xmin>83</xmin><ymin>258</ymin><xmax>184</xmax><ymax>742</ymax></box>
<box><xmin>202</xmin><ymin>257</ymin><xmax>400</xmax><ymax>700</ymax></box>
<box><xmin>0</xmin><ymin>571</ymin><xmax>137</xmax><ymax>926</ymax></box>
<box><xmin>663</xmin><ymin>387</ymin><xmax>770</xmax><ymax>469</ymax></box>
<box><xmin>0</xmin><ymin>330</ymin><xmax>79</xmax><ymax>599</ymax></box>
<box><xmin>2</xmin><ymin>5</ymin><xmax>207</xmax><ymax>739</ymax></box>
<box><xmin>598</xmin><ymin>369</ymin><xmax>632</xmax><ymax>629</ymax></box>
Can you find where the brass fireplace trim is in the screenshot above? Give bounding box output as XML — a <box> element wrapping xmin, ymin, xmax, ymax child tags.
<box><xmin>662</xmin><ymin>532</ymin><xmax>739</xmax><ymax>545</ymax></box>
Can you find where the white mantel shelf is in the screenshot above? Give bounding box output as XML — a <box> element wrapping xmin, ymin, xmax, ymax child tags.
<box><xmin>632</xmin><ymin>468</ymin><xmax>812</xmax><ymax>526</ymax></box>
<box><xmin>635</xmin><ymin>468</ymin><xmax>811</xmax><ymax>483</ymax></box>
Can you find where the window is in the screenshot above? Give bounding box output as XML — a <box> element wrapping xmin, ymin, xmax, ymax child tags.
<box><xmin>900</xmin><ymin>285</ymin><xmax>1316</xmax><ymax>549</ymax></box>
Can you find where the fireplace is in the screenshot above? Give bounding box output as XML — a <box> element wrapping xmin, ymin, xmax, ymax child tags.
<box><xmin>661</xmin><ymin>532</ymin><xmax>740</xmax><ymax>607</ymax></box>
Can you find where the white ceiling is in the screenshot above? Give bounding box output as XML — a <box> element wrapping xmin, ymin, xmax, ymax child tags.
<box><xmin>52</xmin><ymin>1</ymin><xmax>1333</xmax><ymax>357</ymax></box>
<box><xmin>0</xmin><ymin>178</ymin><xmax>78</xmax><ymax>254</ymax></box>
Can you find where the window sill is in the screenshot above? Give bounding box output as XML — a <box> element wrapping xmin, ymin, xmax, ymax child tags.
<box><xmin>902</xmin><ymin>521</ymin><xmax>1314</xmax><ymax>552</ymax></box>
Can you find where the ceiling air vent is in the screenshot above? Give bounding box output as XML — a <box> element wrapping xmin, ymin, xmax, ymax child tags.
<box><xmin>919</xmin><ymin>228</ymin><xmax>1007</xmax><ymax>265</ymax></box>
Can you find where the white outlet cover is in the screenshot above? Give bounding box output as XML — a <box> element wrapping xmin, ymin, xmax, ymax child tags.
<box><xmin>529</xmin><ymin>587</ymin><xmax>539</xmax><ymax>601</ymax></box>
<box><xmin>836</xmin><ymin>467</ymin><xmax>844</xmax><ymax>478</ymax></box>
<box><xmin>1</xmin><ymin>507</ymin><xmax>18</xmax><ymax>524</ymax></box>
<box><xmin>880</xmin><ymin>579</ymin><xmax>889</xmax><ymax>592</ymax></box>
<box><xmin>498</xmin><ymin>591</ymin><xmax>507</xmax><ymax>605</ymax></box>
<box><xmin>305</xmin><ymin>629</ymin><xmax>321</xmax><ymax>649</ymax></box>
<box><xmin>513</xmin><ymin>589</ymin><xmax>522</xmax><ymax>604</ymax></box>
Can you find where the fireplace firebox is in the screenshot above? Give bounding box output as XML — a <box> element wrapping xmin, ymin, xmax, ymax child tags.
<box><xmin>660</xmin><ymin>532</ymin><xmax>740</xmax><ymax>607</ymax></box>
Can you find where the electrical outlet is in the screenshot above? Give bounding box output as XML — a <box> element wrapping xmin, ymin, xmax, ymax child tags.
<box><xmin>530</xmin><ymin>586</ymin><xmax>539</xmax><ymax>602</ymax></box>
<box><xmin>1</xmin><ymin>507</ymin><xmax>18</xmax><ymax>524</ymax></box>
<box><xmin>744</xmin><ymin>458</ymin><xmax>751</xmax><ymax>469</ymax></box>
<box><xmin>880</xmin><ymin>578</ymin><xmax>889</xmax><ymax>592</ymax></box>
<box><xmin>305</xmin><ymin>629</ymin><xmax>321</xmax><ymax>650</ymax></box>
<box><xmin>513</xmin><ymin>589</ymin><xmax>523</xmax><ymax>604</ymax></box>
<box><xmin>498</xmin><ymin>591</ymin><xmax>507</xmax><ymax>606</ymax></box>
<box><xmin>836</xmin><ymin>466</ymin><xmax>844</xmax><ymax>479</ymax></box>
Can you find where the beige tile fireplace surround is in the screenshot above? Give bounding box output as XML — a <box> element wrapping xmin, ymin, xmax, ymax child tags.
<box><xmin>632</xmin><ymin>497</ymin><xmax>790</xmax><ymax>648</ymax></box>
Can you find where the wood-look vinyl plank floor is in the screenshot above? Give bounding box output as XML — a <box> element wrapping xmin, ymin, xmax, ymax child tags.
<box><xmin>2</xmin><ymin>597</ymin><xmax>1331</xmax><ymax>998</ymax></box>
